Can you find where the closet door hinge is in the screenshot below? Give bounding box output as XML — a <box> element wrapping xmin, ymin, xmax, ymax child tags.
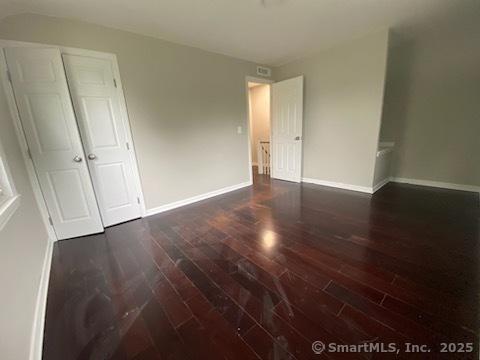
<box><xmin>137</xmin><ymin>197</ymin><xmax>140</xmax><ymax>204</ymax></box>
<box><xmin>6</xmin><ymin>70</ymin><xmax>12</xmax><ymax>83</ymax></box>
<box><xmin>48</xmin><ymin>217</ymin><xmax>53</xmax><ymax>226</ymax></box>
<box><xmin>126</xmin><ymin>142</ymin><xmax>130</xmax><ymax>150</ymax></box>
<box><xmin>26</xmin><ymin>147</ymin><xmax>32</xmax><ymax>159</ymax></box>
<box><xmin>113</xmin><ymin>78</ymin><xmax>117</xmax><ymax>88</ymax></box>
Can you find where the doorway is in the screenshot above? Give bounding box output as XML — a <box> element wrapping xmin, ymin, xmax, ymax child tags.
<box><xmin>246</xmin><ymin>75</ymin><xmax>304</xmax><ymax>184</ymax></box>
<box><xmin>247</xmin><ymin>79</ymin><xmax>272</xmax><ymax>181</ymax></box>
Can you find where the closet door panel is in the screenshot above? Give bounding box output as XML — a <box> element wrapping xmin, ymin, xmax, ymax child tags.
<box><xmin>5</xmin><ymin>47</ymin><xmax>104</xmax><ymax>239</ymax></box>
<box><xmin>63</xmin><ymin>54</ymin><xmax>141</xmax><ymax>226</ymax></box>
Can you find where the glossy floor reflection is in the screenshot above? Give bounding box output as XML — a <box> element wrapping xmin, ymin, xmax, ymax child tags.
<box><xmin>43</xmin><ymin>173</ymin><xmax>479</xmax><ymax>359</ymax></box>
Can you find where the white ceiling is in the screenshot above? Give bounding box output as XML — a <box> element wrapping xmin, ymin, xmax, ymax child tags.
<box><xmin>0</xmin><ymin>0</ymin><xmax>477</xmax><ymax>65</ymax></box>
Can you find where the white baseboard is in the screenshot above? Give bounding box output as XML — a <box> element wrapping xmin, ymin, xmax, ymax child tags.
<box><xmin>29</xmin><ymin>238</ymin><xmax>54</xmax><ymax>360</ymax></box>
<box><xmin>302</xmin><ymin>177</ymin><xmax>373</xmax><ymax>194</ymax></box>
<box><xmin>298</xmin><ymin>176</ymin><xmax>479</xmax><ymax>196</ymax></box>
<box><xmin>391</xmin><ymin>177</ymin><xmax>480</xmax><ymax>193</ymax></box>
<box><xmin>372</xmin><ymin>177</ymin><xmax>391</xmax><ymax>193</ymax></box>
<box><xmin>144</xmin><ymin>181</ymin><xmax>253</xmax><ymax>216</ymax></box>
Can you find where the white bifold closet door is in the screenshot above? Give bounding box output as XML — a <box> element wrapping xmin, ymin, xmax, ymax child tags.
<box><xmin>4</xmin><ymin>47</ymin><xmax>103</xmax><ymax>239</ymax></box>
<box><xmin>271</xmin><ymin>76</ymin><xmax>304</xmax><ymax>182</ymax></box>
<box><xmin>63</xmin><ymin>54</ymin><xmax>141</xmax><ymax>227</ymax></box>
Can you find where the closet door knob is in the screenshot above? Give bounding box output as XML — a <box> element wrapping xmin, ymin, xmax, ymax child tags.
<box><xmin>73</xmin><ymin>156</ymin><xmax>82</xmax><ymax>163</ymax></box>
<box><xmin>87</xmin><ymin>154</ymin><xmax>97</xmax><ymax>160</ymax></box>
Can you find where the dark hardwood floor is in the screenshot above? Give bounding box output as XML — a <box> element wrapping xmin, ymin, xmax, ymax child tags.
<box><xmin>43</xmin><ymin>172</ymin><xmax>479</xmax><ymax>359</ymax></box>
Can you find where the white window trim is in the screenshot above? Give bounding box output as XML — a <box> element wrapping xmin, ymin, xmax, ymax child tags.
<box><xmin>0</xmin><ymin>194</ymin><xmax>20</xmax><ymax>231</ymax></box>
<box><xmin>0</xmin><ymin>151</ymin><xmax>20</xmax><ymax>231</ymax></box>
<box><xmin>0</xmin><ymin>50</ymin><xmax>20</xmax><ymax>230</ymax></box>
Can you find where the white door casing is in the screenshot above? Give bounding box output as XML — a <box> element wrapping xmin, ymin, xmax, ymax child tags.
<box><xmin>63</xmin><ymin>54</ymin><xmax>141</xmax><ymax>226</ymax></box>
<box><xmin>271</xmin><ymin>76</ymin><xmax>304</xmax><ymax>182</ymax></box>
<box><xmin>4</xmin><ymin>47</ymin><xmax>104</xmax><ymax>239</ymax></box>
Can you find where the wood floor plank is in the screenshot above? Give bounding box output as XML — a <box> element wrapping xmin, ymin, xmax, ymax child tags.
<box><xmin>42</xmin><ymin>173</ymin><xmax>480</xmax><ymax>359</ymax></box>
<box><xmin>186</xmin><ymin>294</ymin><xmax>262</xmax><ymax>360</ymax></box>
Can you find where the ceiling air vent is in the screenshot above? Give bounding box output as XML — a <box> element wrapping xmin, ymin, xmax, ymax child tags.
<box><xmin>256</xmin><ymin>66</ymin><xmax>271</xmax><ymax>77</ymax></box>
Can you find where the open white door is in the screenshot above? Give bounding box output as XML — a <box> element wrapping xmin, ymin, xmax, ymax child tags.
<box><xmin>271</xmin><ymin>76</ymin><xmax>303</xmax><ymax>182</ymax></box>
<box><xmin>5</xmin><ymin>47</ymin><xmax>103</xmax><ymax>239</ymax></box>
<box><xmin>63</xmin><ymin>54</ymin><xmax>141</xmax><ymax>227</ymax></box>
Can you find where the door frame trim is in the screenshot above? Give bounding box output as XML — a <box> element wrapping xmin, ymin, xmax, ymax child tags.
<box><xmin>245</xmin><ymin>76</ymin><xmax>274</xmax><ymax>184</ymax></box>
<box><xmin>0</xmin><ymin>39</ymin><xmax>146</xmax><ymax>241</ymax></box>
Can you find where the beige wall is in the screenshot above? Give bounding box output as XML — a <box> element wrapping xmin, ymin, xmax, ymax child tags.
<box><xmin>0</xmin><ymin>13</ymin><xmax>261</xmax><ymax>209</ymax></box>
<box><xmin>379</xmin><ymin>26</ymin><xmax>480</xmax><ymax>186</ymax></box>
<box><xmin>0</xmin><ymin>75</ymin><xmax>49</xmax><ymax>359</ymax></box>
<box><xmin>248</xmin><ymin>84</ymin><xmax>270</xmax><ymax>164</ymax></box>
<box><xmin>275</xmin><ymin>31</ymin><xmax>389</xmax><ymax>187</ymax></box>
